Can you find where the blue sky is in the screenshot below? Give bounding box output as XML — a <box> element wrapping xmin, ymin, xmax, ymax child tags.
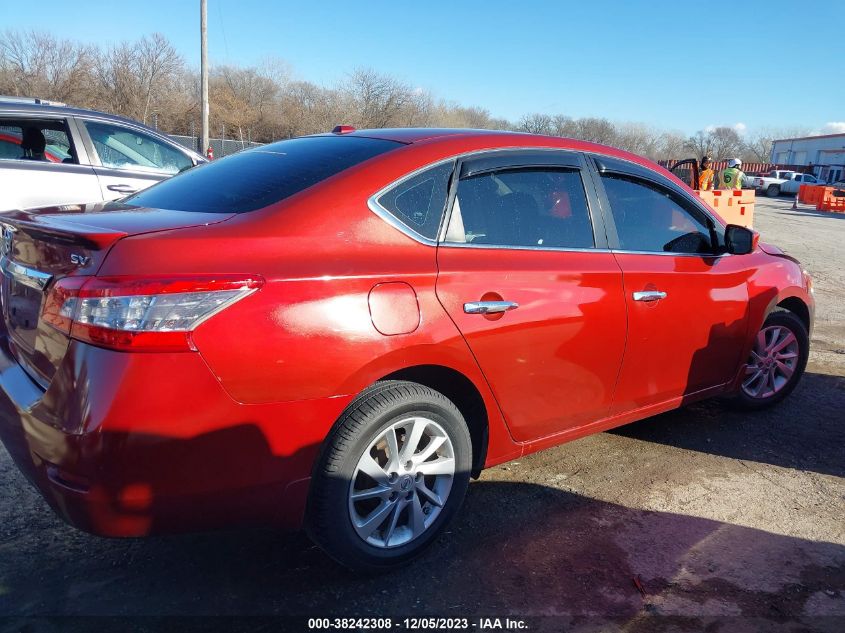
<box><xmin>4</xmin><ymin>0</ymin><xmax>844</xmax><ymax>135</ymax></box>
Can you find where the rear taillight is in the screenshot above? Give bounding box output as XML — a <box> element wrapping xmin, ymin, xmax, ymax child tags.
<box><xmin>42</xmin><ymin>275</ymin><xmax>264</xmax><ymax>352</ymax></box>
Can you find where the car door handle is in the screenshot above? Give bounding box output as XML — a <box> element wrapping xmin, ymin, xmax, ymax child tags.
<box><xmin>632</xmin><ymin>290</ymin><xmax>667</xmax><ymax>302</ymax></box>
<box><xmin>107</xmin><ymin>184</ymin><xmax>138</xmax><ymax>194</ymax></box>
<box><xmin>463</xmin><ymin>301</ymin><xmax>519</xmax><ymax>314</ymax></box>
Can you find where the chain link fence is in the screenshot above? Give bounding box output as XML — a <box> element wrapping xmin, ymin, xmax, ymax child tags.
<box><xmin>168</xmin><ymin>134</ymin><xmax>263</xmax><ymax>159</ymax></box>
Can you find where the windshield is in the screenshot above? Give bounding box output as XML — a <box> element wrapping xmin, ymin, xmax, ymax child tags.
<box><xmin>125</xmin><ymin>135</ymin><xmax>401</xmax><ymax>213</ymax></box>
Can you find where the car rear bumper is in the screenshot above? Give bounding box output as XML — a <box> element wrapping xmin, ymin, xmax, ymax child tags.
<box><xmin>0</xmin><ymin>337</ymin><xmax>352</xmax><ymax>536</ymax></box>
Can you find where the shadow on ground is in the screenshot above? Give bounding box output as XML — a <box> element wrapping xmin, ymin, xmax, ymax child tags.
<box><xmin>0</xmin><ymin>480</ymin><xmax>842</xmax><ymax>630</ymax></box>
<box><xmin>611</xmin><ymin>372</ymin><xmax>845</xmax><ymax>478</ymax></box>
<box><xmin>1</xmin><ymin>374</ymin><xmax>843</xmax><ymax>632</ymax></box>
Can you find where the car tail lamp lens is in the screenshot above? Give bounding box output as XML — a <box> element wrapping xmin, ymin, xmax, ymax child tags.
<box><xmin>42</xmin><ymin>275</ymin><xmax>264</xmax><ymax>352</ymax></box>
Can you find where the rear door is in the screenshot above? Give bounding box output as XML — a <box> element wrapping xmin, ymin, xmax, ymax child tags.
<box><xmin>591</xmin><ymin>155</ymin><xmax>751</xmax><ymax>413</ymax></box>
<box><xmin>0</xmin><ymin>115</ymin><xmax>101</xmax><ymax>210</ymax></box>
<box><xmin>76</xmin><ymin>118</ymin><xmax>196</xmax><ymax>200</ymax></box>
<box><xmin>435</xmin><ymin>150</ymin><xmax>627</xmax><ymax>442</ymax></box>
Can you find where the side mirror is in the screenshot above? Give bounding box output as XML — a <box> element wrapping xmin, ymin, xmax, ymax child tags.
<box><xmin>725</xmin><ymin>224</ymin><xmax>759</xmax><ymax>255</ymax></box>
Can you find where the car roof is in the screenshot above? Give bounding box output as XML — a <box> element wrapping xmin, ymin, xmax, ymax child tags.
<box><xmin>0</xmin><ymin>98</ymin><xmax>203</xmax><ymax>159</ymax></box>
<box><xmin>0</xmin><ymin>98</ymin><xmax>147</xmax><ymax>127</ymax></box>
<box><xmin>321</xmin><ymin>128</ymin><xmax>523</xmax><ymax>144</ymax></box>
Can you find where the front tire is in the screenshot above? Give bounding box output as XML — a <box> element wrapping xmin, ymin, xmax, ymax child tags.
<box><xmin>307</xmin><ymin>381</ymin><xmax>472</xmax><ymax>572</ymax></box>
<box><xmin>733</xmin><ymin>310</ymin><xmax>808</xmax><ymax>410</ymax></box>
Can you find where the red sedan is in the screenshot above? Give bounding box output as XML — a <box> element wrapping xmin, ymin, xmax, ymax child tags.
<box><xmin>0</xmin><ymin>128</ymin><xmax>813</xmax><ymax>570</ymax></box>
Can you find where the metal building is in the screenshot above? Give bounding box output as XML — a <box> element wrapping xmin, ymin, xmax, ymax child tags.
<box><xmin>770</xmin><ymin>133</ymin><xmax>845</xmax><ymax>184</ymax></box>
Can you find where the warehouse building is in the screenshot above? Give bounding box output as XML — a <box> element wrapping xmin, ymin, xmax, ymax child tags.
<box><xmin>771</xmin><ymin>133</ymin><xmax>845</xmax><ymax>184</ymax></box>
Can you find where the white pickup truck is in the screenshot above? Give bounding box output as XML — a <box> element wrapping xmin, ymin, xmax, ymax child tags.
<box><xmin>749</xmin><ymin>170</ymin><xmax>822</xmax><ymax>197</ymax></box>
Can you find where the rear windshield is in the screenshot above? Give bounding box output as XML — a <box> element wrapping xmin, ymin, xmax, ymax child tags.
<box><xmin>125</xmin><ymin>136</ymin><xmax>401</xmax><ymax>213</ymax></box>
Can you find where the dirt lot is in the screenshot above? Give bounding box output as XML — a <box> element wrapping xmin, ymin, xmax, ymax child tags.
<box><xmin>0</xmin><ymin>196</ymin><xmax>843</xmax><ymax>632</ymax></box>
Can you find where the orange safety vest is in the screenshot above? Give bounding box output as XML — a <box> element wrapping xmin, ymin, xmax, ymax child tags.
<box><xmin>698</xmin><ymin>168</ymin><xmax>715</xmax><ymax>190</ymax></box>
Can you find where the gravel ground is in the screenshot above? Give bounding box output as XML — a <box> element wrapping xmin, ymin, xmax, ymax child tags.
<box><xmin>0</xmin><ymin>196</ymin><xmax>843</xmax><ymax>632</ymax></box>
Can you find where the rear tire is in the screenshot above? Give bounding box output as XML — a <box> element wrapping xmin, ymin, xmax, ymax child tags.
<box><xmin>306</xmin><ymin>381</ymin><xmax>472</xmax><ymax>572</ymax></box>
<box><xmin>732</xmin><ymin>310</ymin><xmax>808</xmax><ymax>410</ymax></box>
<box><xmin>767</xmin><ymin>184</ymin><xmax>781</xmax><ymax>197</ymax></box>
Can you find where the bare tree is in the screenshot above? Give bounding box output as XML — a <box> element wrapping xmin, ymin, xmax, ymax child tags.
<box><xmin>342</xmin><ymin>68</ymin><xmax>416</xmax><ymax>128</ymax></box>
<box><xmin>708</xmin><ymin>126</ymin><xmax>743</xmax><ymax>159</ymax></box>
<box><xmin>94</xmin><ymin>34</ymin><xmax>183</xmax><ymax>125</ymax></box>
<box><xmin>0</xmin><ymin>30</ymin><xmax>94</xmax><ymax>104</ymax></box>
<box><xmin>518</xmin><ymin>113</ymin><xmax>554</xmax><ymax>135</ymax></box>
<box><xmin>741</xmin><ymin>126</ymin><xmax>814</xmax><ymax>163</ymax></box>
<box><xmin>136</xmin><ymin>34</ymin><xmax>183</xmax><ymax>125</ymax></box>
<box><xmin>684</xmin><ymin>130</ymin><xmax>711</xmax><ymax>158</ymax></box>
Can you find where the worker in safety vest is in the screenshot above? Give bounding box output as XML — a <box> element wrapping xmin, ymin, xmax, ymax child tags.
<box><xmin>698</xmin><ymin>155</ymin><xmax>715</xmax><ymax>190</ymax></box>
<box><xmin>719</xmin><ymin>158</ymin><xmax>745</xmax><ymax>190</ymax></box>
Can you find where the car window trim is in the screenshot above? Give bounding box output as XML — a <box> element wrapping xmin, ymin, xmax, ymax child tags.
<box><xmin>440</xmin><ymin>149</ymin><xmax>608</xmax><ymax>252</ymax></box>
<box><xmin>586</xmin><ymin>153</ymin><xmax>730</xmax><ymax>258</ymax></box>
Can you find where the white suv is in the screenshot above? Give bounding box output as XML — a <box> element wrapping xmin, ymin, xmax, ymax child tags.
<box><xmin>0</xmin><ymin>97</ymin><xmax>205</xmax><ymax>211</ymax></box>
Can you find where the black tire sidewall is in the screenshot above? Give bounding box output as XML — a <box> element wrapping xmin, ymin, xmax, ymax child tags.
<box><xmin>308</xmin><ymin>384</ymin><xmax>472</xmax><ymax>571</ymax></box>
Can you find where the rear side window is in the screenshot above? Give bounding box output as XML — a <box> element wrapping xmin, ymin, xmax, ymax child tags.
<box><xmin>0</xmin><ymin>119</ymin><xmax>76</xmax><ymax>163</ymax></box>
<box><xmin>446</xmin><ymin>167</ymin><xmax>595</xmax><ymax>249</ymax></box>
<box><xmin>376</xmin><ymin>161</ymin><xmax>453</xmax><ymax>240</ymax></box>
<box><xmin>125</xmin><ymin>136</ymin><xmax>400</xmax><ymax>214</ymax></box>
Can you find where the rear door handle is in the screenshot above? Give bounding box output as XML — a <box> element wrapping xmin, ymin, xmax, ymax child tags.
<box><xmin>107</xmin><ymin>184</ymin><xmax>138</xmax><ymax>194</ymax></box>
<box><xmin>463</xmin><ymin>301</ymin><xmax>519</xmax><ymax>314</ymax></box>
<box><xmin>632</xmin><ymin>290</ymin><xmax>667</xmax><ymax>302</ymax></box>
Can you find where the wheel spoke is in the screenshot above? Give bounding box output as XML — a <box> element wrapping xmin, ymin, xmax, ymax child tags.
<box><xmin>355</xmin><ymin>501</ymin><xmax>395</xmax><ymax>539</ymax></box>
<box><xmin>384</xmin><ymin>427</ymin><xmax>401</xmax><ymax>471</ymax></box>
<box><xmin>357</xmin><ymin>452</ymin><xmax>389</xmax><ymax>486</ymax></box>
<box><xmin>351</xmin><ymin>485</ymin><xmax>391</xmax><ymax>502</ymax></box>
<box><xmin>775</xmin><ymin>350</ymin><xmax>798</xmax><ymax>360</ymax></box>
<box><xmin>765</xmin><ymin>369</ymin><xmax>776</xmax><ymax>396</ymax></box>
<box><xmin>414</xmin><ymin>435</ymin><xmax>447</xmax><ymax>464</ymax></box>
<box><xmin>771</xmin><ymin>332</ymin><xmax>797</xmax><ymax>354</ymax></box>
<box><xmin>743</xmin><ymin>368</ymin><xmax>764</xmax><ymax>392</ymax></box>
<box><xmin>401</xmin><ymin>417</ymin><xmax>428</xmax><ymax>462</ymax></box>
<box><xmin>775</xmin><ymin>360</ymin><xmax>794</xmax><ymax>379</ymax></box>
<box><xmin>383</xmin><ymin>499</ymin><xmax>407</xmax><ymax>546</ymax></box>
<box><xmin>755</xmin><ymin>329</ymin><xmax>767</xmax><ymax>353</ymax></box>
<box><xmin>410</xmin><ymin>493</ymin><xmax>426</xmax><ymax>538</ymax></box>
<box><xmin>416</xmin><ymin>456</ymin><xmax>455</xmax><ymax>477</ymax></box>
<box><xmin>416</xmin><ymin>480</ymin><xmax>443</xmax><ymax>507</ymax></box>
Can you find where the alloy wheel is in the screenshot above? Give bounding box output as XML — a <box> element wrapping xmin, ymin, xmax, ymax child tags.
<box><xmin>741</xmin><ymin>325</ymin><xmax>800</xmax><ymax>399</ymax></box>
<box><xmin>348</xmin><ymin>416</ymin><xmax>455</xmax><ymax>549</ymax></box>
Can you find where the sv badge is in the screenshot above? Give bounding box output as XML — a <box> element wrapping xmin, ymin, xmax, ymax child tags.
<box><xmin>70</xmin><ymin>253</ymin><xmax>91</xmax><ymax>266</ymax></box>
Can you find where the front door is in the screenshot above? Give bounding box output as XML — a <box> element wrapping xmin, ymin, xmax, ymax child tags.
<box><xmin>669</xmin><ymin>158</ymin><xmax>700</xmax><ymax>190</ymax></box>
<box><xmin>593</xmin><ymin>161</ymin><xmax>751</xmax><ymax>413</ymax></box>
<box><xmin>435</xmin><ymin>151</ymin><xmax>627</xmax><ymax>442</ymax></box>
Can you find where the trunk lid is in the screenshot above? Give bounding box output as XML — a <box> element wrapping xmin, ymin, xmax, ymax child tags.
<box><xmin>0</xmin><ymin>201</ymin><xmax>233</xmax><ymax>388</ymax></box>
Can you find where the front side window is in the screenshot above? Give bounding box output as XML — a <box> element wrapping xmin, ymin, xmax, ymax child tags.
<box><xmin>601</xmin><ymin>174</ymin><xmax>716</xmax><ymax>254</ymax></box>
<box><xmin>445</xmin><ymin>167</ymin><xmax>595</xmax><ymax>249</ymax></box>
<box><xmin>83</xmin><ymin>120</ymin><xmax>192</xmax><ymax>174</ymax></box>
<box><xmin>376</xmin><ymin>161</ymin><xmax>453</xmax><ymax>240</ymax></box>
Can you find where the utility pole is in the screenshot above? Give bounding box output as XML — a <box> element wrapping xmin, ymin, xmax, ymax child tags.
<box><xmin>200</xmin><ymin>0</ymin><xmax>209</xmax><ymax>156</ymax></box>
